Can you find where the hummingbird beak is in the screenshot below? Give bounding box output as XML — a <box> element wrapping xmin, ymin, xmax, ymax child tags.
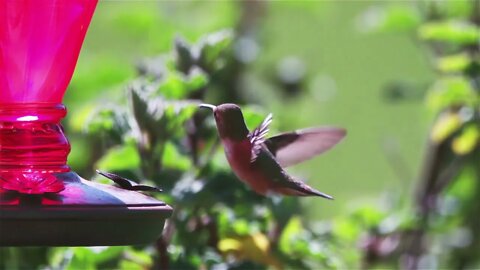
<box><xmin>199</xmin><ymin>103</ymin><xmax>216</xmax><ymax>111</ymax></box>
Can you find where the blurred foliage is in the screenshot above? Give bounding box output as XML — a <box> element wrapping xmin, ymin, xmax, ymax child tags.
<box><xmin>356</xmin><ymin>0</ymin><xmax>480</xmax><ymax>269</ymax></box>
<box><xmin>1</xmin><ymin>1</ymin><xmax>480</xmax><ymax>270</ymax></box>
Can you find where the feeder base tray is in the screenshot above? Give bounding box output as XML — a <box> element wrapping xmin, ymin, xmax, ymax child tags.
<box><xmin>0</xmin><ymin>172</ymin><xmax>172</xmax><ymax>246</ymax></box>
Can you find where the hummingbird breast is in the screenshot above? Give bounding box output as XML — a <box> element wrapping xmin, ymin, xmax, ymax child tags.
<box><xmin>222</xmin><ymin>138</ymin><xmax>272</xmax><ymax>195</ymax></box>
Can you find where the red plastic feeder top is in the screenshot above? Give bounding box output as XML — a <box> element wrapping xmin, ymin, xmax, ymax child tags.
<box><xmin>0</xmin><ymin>0</ymin><xmax>97</xmax><ymax>104</ymax></box>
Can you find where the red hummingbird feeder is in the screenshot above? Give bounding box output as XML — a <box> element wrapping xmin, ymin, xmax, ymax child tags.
<box><xmin>0</xmin><ymin>0</ymin><xmax>172</xmax><ymax>246</ymax></box>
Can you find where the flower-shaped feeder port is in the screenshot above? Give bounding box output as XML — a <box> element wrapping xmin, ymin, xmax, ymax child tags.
<box><xmin>0</xmin><ymin>0</ymin><xmax>172</xmax><ymax>246</ymax></box>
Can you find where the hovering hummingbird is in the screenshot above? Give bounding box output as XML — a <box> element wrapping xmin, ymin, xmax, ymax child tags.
<box><xmin>200</xmin><ymin>103</ymin><xmax>346</xmax><ymax>199</ymax></box>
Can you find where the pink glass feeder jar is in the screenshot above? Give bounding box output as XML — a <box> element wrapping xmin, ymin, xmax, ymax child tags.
<box><xmin>0</xmin><ymin>0</ymin><xmax>97</xmax><ymax>193</ymax></box>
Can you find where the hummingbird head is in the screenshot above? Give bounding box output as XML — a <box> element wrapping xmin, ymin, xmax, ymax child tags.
<box><xmin>199</xmin><ymin>103</ymin><xmax>249</xmax><ymax>141</ymax></box>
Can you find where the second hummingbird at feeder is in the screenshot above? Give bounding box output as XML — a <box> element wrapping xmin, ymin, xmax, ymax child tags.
<box><xmin>200</xmin><ymin>103</ymin><xmax>346</xmax><ymax>199</ymax></box>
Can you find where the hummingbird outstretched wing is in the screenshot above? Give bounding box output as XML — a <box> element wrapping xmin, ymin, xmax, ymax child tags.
<box><xmin>265</xmin><ymin>127</ymin><xmax>346</xmax><ymax>168</ymax></box>
<box><xmin>248</xmin><ymin>113</ymin><xmax>273</xmax><ymax>163</ymax></box>
<box><xmin>96</xmin><ymin>170</ymin><xmax>162</xmax><ymax>192</ymax></box>
<box><xmin>253</xmin><ymin>147</ymin><xmax>333</xmax><ymax>199</ymax></box>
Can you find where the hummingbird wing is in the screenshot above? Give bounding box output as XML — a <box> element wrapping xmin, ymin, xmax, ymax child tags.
<box><xmin>253</xmin><ymin>147</ymin><xmax>333</xmax><ymax>199</ymax></box>
<box><xmin>248</xmin><ymin>113</ymin><xmax>273</xmax><ymax>163</ymax></box>
<box><xmin>265</xmin><ymin>127</ymin><xmax>346</xmax><ymax>167</ymax></box>
<box><xmin>96</xmin><ymin>170</ymin><xmax>162</xmax><ymax>192</ymax></box>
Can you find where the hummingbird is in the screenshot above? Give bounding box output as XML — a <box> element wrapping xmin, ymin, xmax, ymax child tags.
<box><xmin>200</xmin><ymin>103</ymin><xmax>346</xmax><ymax>199</ymax></box>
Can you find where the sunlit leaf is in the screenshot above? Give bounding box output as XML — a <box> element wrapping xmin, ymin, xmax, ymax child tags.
<box><xmin>447</xmin><ymin>165</ymin><xmax>477</xmax><ymax>200</ymax></box>
<box><xmin>88</xmin><ymin>246</ymin><xmax>124</xmax><ymax>264</ymax></box>
<box><xmin>427</xmin><ymin>76</ymin><xmax>477</xmax><ymax>112</ymax></box>
<box><xmin>164</xmin><ymin>101</ymin><xmax>199</xmax><ymax>137</ymax></box>
<box><xmin>155</xmin><ymin>67</ymin><xmax>206</xmax><ymax>99</ymax></box>
<box><xmin>129</xmin><ymin>81</ymin><xmax>154</xmax><ymax>135</ymax></box>
<box><xmin>66</xmin><ymin>248</ymin><xmax>96</xmax><ymax>270</ymax></box>
<box><xmin>83</xmin><ymin>107</ymin><xmax>129</xmax><ymax>145</ymax></box>
<box><xmin>163</xmin><ymin>141</ymin><xmax>192</xmax><ymax>171</ymax></box>
<box><xmin>198</xmin><ymin>30</ymin><xmax>234</xmax><ymax>71</ymax></box>
<box><xmin>358</xmin><ymin>5</ymin><xmax>420</xmax><ymax>33</ymax></box>
<box><xmin>419</xmin><ymin>21</ymin><xmax>480</xmax><ymax>45</ymax></box>
<box><xmin>216</xmin><ymin>208</ymin><xmax>234</xmax><ymax>237</ymax></box>
<box><xmin>119</xmin><ymin>260</ymin><xmax>143</xmax><ymax>270</ymax></box>
<box><xmin>218</xmin><ymin>238</ymin><xmax>242</xmax><ymax>252</ymax></box>
<box><xmin>48</xmin><ymin>247</ymin><xmax>71</xmax><ymax>268</ymax></box>
<box><xmin>218</xmin><ymin>233</ymin><xmax>282</xmax><ymax>270</ymax></box>
<box><xmin>279</xmin><ymin>216</ymin><xmax>303</xmax><ymax>255</ymax></box>
<box><xmin>124</xmin><ymin>248</ymin><xmax>153</xmax><ymax>267</ymax></box>
<box><xmin>381</xmin><ymin>5</ymin><xmax>420</xmax><ymax>32</ymax></box>
<box><xmin>157</xmin><ymin>71</ymin><xmax>188</xmax><ymax>99</ymax></box>
<box><xmin>185</xmin><ymin>68</ymin><xmax>208</xmax><ymax>91</ymax></box>
<box><xmin>333</xmin><ymin>218</ymin><xmax>361</xmax><ymax>242</ymax></box>
<box><xmin>242</xmin><ymin>106</ymin><xmax>268</xmax><ymax>131</ymax></box>
<box><xmin>86</xmin><ymin>109</ymin><xmax>115</xmax><ymax>133</ymax></box>
<box><xmin>353</xmin><ymin>205</ymin><xmax>385</xmax><ymax>227</ymax></box>
<box><xmin>232</xmin><ymin>219</ymin><xmax>250</xmax><ymax>235</ymax></box>
<box><xmin>431</xmin><ymin>112</ymin><xmax>463</xmax><ymax>143</ymax></box>
<box><xmin>437</xmin><ymin>54</ymin><xmax>471</xmax><ymax>73</ymax></box>
<box><xmin>452</xmin><ymin>124</ymin><xmax>480</xmax><ymax>155</ymax></box>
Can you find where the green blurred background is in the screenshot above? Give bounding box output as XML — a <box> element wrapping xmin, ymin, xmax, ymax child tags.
<box><xmin>67</xmin><ymin>1</ymin><xmax>433</xmax><ymax>218</ymax></box>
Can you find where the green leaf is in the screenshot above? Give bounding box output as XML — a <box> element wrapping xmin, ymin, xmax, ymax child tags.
<box><xmin>357</xmin><ymin>5</ymin><xmax>420</xmax><ymax>33</ymax></box>
<box><xmin>157</xmin><ymin>71</ymin><xmax>189</xmax><ymax>99</ymax></box>
<box><xmin>198</xmin><ymin>30</ymin><xmax>234</xmax><ymax>71</ymax></box>
<box><xmin>120</xmin><ymin>260</ymin><xmax>143</xmax><ymax>270</ymax></box>
<box><xmin>165</xmin><ymin>102</ymin><xmax>199</xmax><ymax>135</ymax></box>
<box><xmin>86</xmin><ymin>109</ymin><xmax>115</xmax><ymax>133</ymax></box>
<box><xmin>162</xmin><ymin>141</ymin><xmax>192</xmax><ymax>171</ymax></box>
<box><xmin>437</xmin><ymin>53</ymin><xmax>471</xmax><ymax>73</ymax></box>
<box><xmin>123</xmin><ymin>248</ymin><xmax>153</xmax><ymax>267</ymax></box>
<box><xmin>419</xmin><ymin>21</ymin><xmax>480</xmax><ymax>45</ymax></box>
<box><xmin>452</xmin><ymin>124</ymin><xmax>480</xmax><ymax>155</ymax></box>
<box><xmin>279</xmin><ymin>216</ymin><xmax>303</xmax><ymax>255</ymax></box>
<box><xmin>353</xmin><ymin>205</ymin><xmax>385</xmax><ymax>227</ymax></box>
<box><xmin>84</xmin><ymin>107</ymin><xmax>129</xmax><ymax>143</ymax></box>
<box><xmin>156</xmin><ymin>68</ymin><xmax>208</xmax><ymax>99</ymax></box>
<box><xmin>217</xmin><ymin>208</ymin><xmax>234</xmax><ymax>237</ymax></box>
<box><xmin>447</xmin><ymin>165</ymin><xmax>477</xmax><ymax>200</ymax></box>
<box><xmin>48</xmin><ymin>247</ymin><xmax>70</xmax><ymax>268</ymax></box>
<box><xmin>242</xmin><ymin>106</ymin><xmax>268</xmax><ymax>131</ymax></box>
<box><xmin>66</xmin><ymin>248</ymin><xmax>96</xmax><ymax>270</ymax></box>
<box><xmin>381</xmin><ymin>6</ymin><xmax>420</xmax><ymax>32</ymax></box>
<box><xmin>129</xmin><ymin>81</ymin><xmax>154</xmax><ymax>135</ymax></box>
<box><xmin>431</xmin><ymin>112</ymin><xmax>463</xmax><ymax>143</ymax></box>
<box><xmin>427</xmin><ymin>76</ymin><xmax>477</xmax><ymax>112</ymax></box>
<box><xmin>96</xmin><ymin>143</ymin><xmax>140</xmax><ymax>171</ymax></box>
<box><xmin>232</xmin><ymin>219</ymin><xmax>251</xmax><ymax>235</ymax></box>
<box><xmin>185</xmin><ymin>68</ymin><xmax>208</xmax><ymax>91</ymax></box>
<box><xmin>89</xmin><ymin>246</ymin><xmax>124</xmax><ymax>265</ymax></box>
<box><xmin>130</xmin><ymin>79</ymin><xmax>199</xmax><ymax>140</ymax></box>
<box><xmin>333</xmin><ymin>218</ymin><xmax>361</xmax><ymax>242</ymax></box>
<box><xmin>174</xmin><ymin>36</ymin><xmax>195</xmax><ymax>73</ymax></box>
